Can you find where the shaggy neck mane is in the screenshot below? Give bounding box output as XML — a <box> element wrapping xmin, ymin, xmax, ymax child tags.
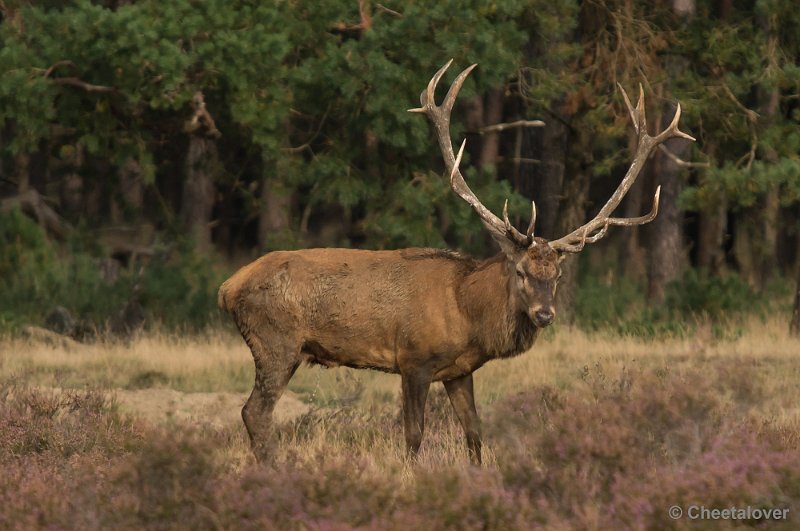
<box><xmin>457</xmin><ymin>253</ymin><xmax>539</xmax><ymax>358</ymax></box>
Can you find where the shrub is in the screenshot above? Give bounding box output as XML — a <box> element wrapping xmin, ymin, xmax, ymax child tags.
<box><xmin>487</xmin><ymin>362</ymin><xmax>798</xmax><ymax>528</ymax></box>
<box><xmin>0</xmin><ymin>209</ymin><xmax>226</xmax><ymax>333</ymax></box>
<box><xmin>0</xmin><ymin>363</ymin><xmax>798</xmax><ymax>529</ymax></box>
<box><xmin>574</xmin><ymin>267</ymin><xmax>785</xmax><ymax>338</ymax></box>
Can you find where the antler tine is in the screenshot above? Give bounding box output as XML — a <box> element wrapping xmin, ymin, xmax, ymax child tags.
<box><xmin>503</xmin><ymin>198</ymin><xmax>536</xmax><ymax>245</ymax></box>
<box><xmin>617</xmin><ymin>82</ymin><xmax>645</xmax><ymax>136</ymax></box>
<box><xmin>585</xmin><ymin>223</ymin><xmax>610</xmax><ymax>244</ymax></box>
<box><xmin>451</xmin><ymin>138</ymin><xmax>466</xmax><ymax>185</ymax></box>
<box><xmin>526</xmin><ymin>200</ymin><xmax>537</xmax><ymax>240</ymax></box>
<box><xmin>412</xmin><ymin>61</ymin><xmax>531</xmax><ymax>248</ymax></box>
<box><xmin>442</xmin><ymin>63</ymin><xmax>477</xmax><ymax>115</ymax></box>
<box><xmin>560</xmin><ymin>187</ymin><xmax>660</xmax><ymax>252</ymax></box>
<box><xmin>618</xmin><ymin>83</ymin><xmax>634</xmax><ymax>130</ymax></box>
<box><xmin>502</xmin><ymin>199</ymin><xmax>514</xmax><ymax>233</ymax></box>
<box><xmin>654</xmin><ymin>104</ymin><xmax>696</xmax><ymax>143</ymax></box>
<box><xmin>604</xmin><ymin>185</ymin><xmax>661</xmax><ymax>227</ymax></box>
<box><xmin>557</xmin><ymin>229</ymin><xmax>591</xmax><ymax>253</ymax></box>
<box><xmin>635</xmin><ymin>83</ymin><xmax>647</xmax><ymax>136</ymax></box>
<box><xmin>408</xmin><ymin>59</ymin><xmax>453</xmax><ymax>113</ymax></box>
<box><xmin>550</xmin><ymin>82</ymin><xmax>693</xmax><ymax>253</ymax></box>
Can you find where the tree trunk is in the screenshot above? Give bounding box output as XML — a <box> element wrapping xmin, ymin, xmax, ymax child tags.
<box><xmin>258</xmin><ymin>169</ymin><xmax>292</xmax><ymax>250</ymax></box>
<box><xmin>791</xmin><ymin>267</ymin><xmax>800</xmax><ymax>336</ymax></box>
<box><xmin>14</xmin><ymin>152</ymin><xmax>30</xmax><ymax>194</ymax></box>
<box><xmin>733</xmin><ymin>213</ymin><xmax>758</xmax><ymax>286</ymax></box>
<box><xmin>647</xmin><ymin>116</ymin><xmax>690</xmax><ymax>302</ymax></box>
<box><xmin>181</xmin><ymin>136</ymin><xmax>218</xmax><ymax>252</ymax></box>
<box><xmin>462</xmin><ymin>94</ymin><xmax>484</xmax><ymax>175</ymax></box>
<box><xmin>110</xmin><ymin>158</ymin><xmax>144</xmax><ymax>224</ymax></box>
<box><xmin>756</xmin><ymin>72</ymin><xmax>781</xmax><ymax>286</ymax></box>
<box><xmin>758</xmin><ymin>187</ymin><xmax>779</xmax><ymax>285</ymax></box>
<box><xmin>697</xmin><ymin>199</ymin><xmax>728</xmax><ymax>273</ymax></box>
<box><xmin>181</xmin><ymin>92</ymin><xmax>221</xmax><ymax>252</ymax></box>
<box><xmin>537</xmin><ymin>115</ymin><xmax>569</xmax><ymax>239</ymax></box>
<box><xmin>555</xmin><ymin>128</ymin><xmax>592</xmax><ymax>324</ymax></box>
<box><xmin>478</xmin><ymin>88</ymin><xmax>504</xmax><ymax>169</ymax></box>
<box><xmin>647</xmin><ymin>0</ymin><xmax>693</xmax><ymax>301</ymax></box>
<box><xmin>733</xmin><ymin>24</ymin><xmax>780</xmax><ymax>289</ymax></box>
<box><xmin>695</xmin><ymin>143</ymin><xmax>727</xmax><ymax>274</ymax></box>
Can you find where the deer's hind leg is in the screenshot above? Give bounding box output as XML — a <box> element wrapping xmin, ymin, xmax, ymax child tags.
<box><xmin>241</xmin><ymin>331</ymin><xmax>302</xmax><ymax>462</ymax></box>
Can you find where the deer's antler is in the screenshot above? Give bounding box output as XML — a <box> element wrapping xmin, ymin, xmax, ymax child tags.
<box><xmin>410</xmin><ymin>60</ymin><xmax>537</xmax><ymax>248</ymax></box>
<box><xmin>549</xmin><ymin>84</ymin><xmax>694</xmax><ymax>252</ymax></box>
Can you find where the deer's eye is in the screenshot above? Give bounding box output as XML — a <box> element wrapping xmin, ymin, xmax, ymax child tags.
<box><xmin>516</xmin><ymin>269</ymin><xmax>525</xmax><ymax>280</ymax></box>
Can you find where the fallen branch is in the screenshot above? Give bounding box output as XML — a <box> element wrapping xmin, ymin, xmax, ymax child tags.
<box><xmin>1</xmin><ymin>189</ymin><xmax>72</xmax><ymax>238</ymax></box>
<box><xmin>376</xmin><ymin>3</ymin><xmax>402</xmax><ymax>17</ymax></box>
<box><xmin>657</xmin><ymin>144</ymin><xmax>710</xmax><ymax>169</ymax></box>
<box><xmin>53</xmin><ymin>77</ymin><xmax>115</xmax><ymax>93</ymax></box>
<box><xmin>472</xmin><ymin>119</ymin><xmax>545</xmax><ymax>135</ymax></box>
<box><xmin>42</xmin><ymin>60</ymin><xmax>78</xmax><ymax>79</ymax></box>
<box><xmin>495</xmin><ymin>156</ymin><xmax>542</xmax><ymax>165</ymax></box>
<box><xmin>40</xmin><ymin>60</ymin><xmax>115</xmax><ymax>93</ymax></box>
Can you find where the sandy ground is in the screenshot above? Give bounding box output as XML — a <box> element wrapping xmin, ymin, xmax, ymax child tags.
<box><xmin>32</xmin><ymin>386</ymin><xmax>311</xmax><ymax>429</ymax></box>
<box><xmin>111</xmin><ymin>388</ymin><xmax>311</xmax><ymax>429</ymax></box>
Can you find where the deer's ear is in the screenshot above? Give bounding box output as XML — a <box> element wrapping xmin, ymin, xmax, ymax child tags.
<box><xmin>486</xmin><ymin>227</ymin><xmax>524</xmax><ymax>259</ymax></box>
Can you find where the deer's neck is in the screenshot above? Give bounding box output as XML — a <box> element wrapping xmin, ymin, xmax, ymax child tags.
<box><xmin>458</xmin><ymin>254</ymin><xmax>539</xmax><ymax>359</ymax></box>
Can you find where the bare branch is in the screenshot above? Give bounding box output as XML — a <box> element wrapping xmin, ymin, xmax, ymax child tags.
<box><xmin>496</xmin><ymin>156</ymin><xmax>541</xmax><ymax>165</ymax></box>
<box><xmin>42</xmin><ymin>60</ymin><xmax>78</xmax><ymax>78</ymax></box>
<box><xmin>473</xmin><ymin>119</ymin><xmax>545</xmax><ymax>135</ymax></box>
<box><xmin>282</xmin><ymin>104</ymin><xmax>331</xmax><ymax>153</ymax></box>
<box><xmin>1</xmin><ymin>189</ymin><xmax>72</xmax><ymax>239</ymax></box>
<box><xmin>334</xmin><ymin>0</ymin><xmax>372</xmax><ymax>32</ymax></box>
<box><xmin>718</xmin><ymin>80</ymin><xmax>759</xmax><ymax>123</ymax></box>
<box><xmin>375</xmin><ymin>3</ymin><xmax>402</xmax><ymax>17</ymax></box>
<box><xmin>53</xmin><ymin>77</ymin><xmax>115</xmax><ymax>93</ymax></box>
<box><xmin>657</xmin><ymin>144</ymin><xmax>710</xmax><ymax>169</ymax></box>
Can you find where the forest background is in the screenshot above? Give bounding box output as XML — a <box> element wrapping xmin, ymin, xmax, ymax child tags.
<box><xmin>1</xmin><ymin>0</ymin><xmax>799</xmax><ymax>337</ymax></box>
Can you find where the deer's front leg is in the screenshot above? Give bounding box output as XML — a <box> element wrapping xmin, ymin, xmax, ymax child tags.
<box><xmin>401</xmin><ymin>369</ymin><xmax>432</xmax><ymax>459</ymax></box>
<box><xmin>444</xmin><ymin>373</ymin><xmax>482</xmax><ymax>465</ymax></box>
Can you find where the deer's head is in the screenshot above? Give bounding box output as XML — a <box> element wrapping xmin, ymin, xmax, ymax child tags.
<box><xmin>410</xmin><ymin>61</ymin><xmax>694</xmax><ymax>328</ymax></box>
<box><xmin>502</xmin><ymin>238</ymin><xmax>561</xmax><ymax>327</ymax></box>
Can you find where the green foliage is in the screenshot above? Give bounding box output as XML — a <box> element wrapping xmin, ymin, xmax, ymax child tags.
<box><xmin>138</xmin><ymin>243</ymin><xmax>226</xmax><ymax>330</ymax></box>
<box><xmin>0</xmin><ymin>210</ymin><xmax>110</xmax><ymax>331</ymax></box>
<box><xmin>0</xmin><ymin>209</ymin><xmax>224</xmax><ymax>333</ymax></box>
<box><xmin>574</xmin><ymin>274</ymin><xmax>645</xmax><ymax>331</ymax></box>
<box><xmin>677</xmin><ymin>0</ymin><xmax>800</xmax><ymax>212</ymax></box>
<box><xmin>574</xmin><ymin>267</ymin><xmax>785</xmax><ymax>338</ymax></box>
<box><xmin>1</xmin><ymin>0</ymin><xmax>800</xmax><ymax>334</ymax></box>
<box><xmin>0</xmin><ymin>0</ymin><xmax>569</xmax><ymax>251</ymax></box>
<box><xmin>664</xmin><ymin>269</ymin><xmax>763</xmax><ymax>317</ymax></box>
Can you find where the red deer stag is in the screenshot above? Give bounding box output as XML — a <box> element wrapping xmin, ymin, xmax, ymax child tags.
<box><xmin>218</xmin><ymin>60</ymin><xmax>694</xmax><ymax>464</ymax></box>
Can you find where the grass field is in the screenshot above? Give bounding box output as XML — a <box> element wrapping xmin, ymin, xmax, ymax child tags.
<box><xmin>1</xmin><ymin>318</ymin><xmax>799</xmax><ymax>529</ymax></box>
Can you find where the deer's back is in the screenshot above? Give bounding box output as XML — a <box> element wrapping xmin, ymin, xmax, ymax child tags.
<box><xmin>219</xmin><ymin>247</ymin><xmax>473</xmax><ymax>339</ymax></box>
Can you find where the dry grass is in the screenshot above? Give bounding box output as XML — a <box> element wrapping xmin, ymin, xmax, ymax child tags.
<box><xmin>1</xmin><ymin>317</ymin><xmax>799</xmax><ymax>528</ymax></box>
<box><xmin>3</xmin><ymin>315</ymin><xmax>798</xmax><ymax>407</ymax></box>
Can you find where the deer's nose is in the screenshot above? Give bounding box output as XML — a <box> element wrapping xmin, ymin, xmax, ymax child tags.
<box><xmin>533</xmin><ymin>308</ymin><xmax>554</xmax><ymax>327</ymax></box>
